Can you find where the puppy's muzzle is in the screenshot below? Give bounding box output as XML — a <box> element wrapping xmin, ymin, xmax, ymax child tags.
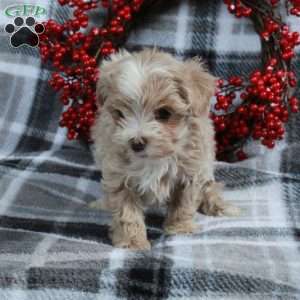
<box><xmin>130</xmin><ymin>138</ymin><xmax>147</xmax><ymax>152</ymax></box>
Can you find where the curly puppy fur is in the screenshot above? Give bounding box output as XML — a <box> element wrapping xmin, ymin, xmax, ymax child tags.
<box><xmin>91</xmin><ymin>49</ymin><xmax>239</xmax><ymax>250</ymax></box>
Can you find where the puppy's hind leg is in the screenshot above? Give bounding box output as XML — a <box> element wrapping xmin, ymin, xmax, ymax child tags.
<box><xmin>198</xmin><ymin>181</ymin><xmax>240</xmax><ymax>217</ymax></box>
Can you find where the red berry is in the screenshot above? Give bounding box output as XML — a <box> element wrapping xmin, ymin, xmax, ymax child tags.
<box><xmin>217</xmin><ymin>79</ymin><xmax>224</xmax><ymax>88</ymax></box>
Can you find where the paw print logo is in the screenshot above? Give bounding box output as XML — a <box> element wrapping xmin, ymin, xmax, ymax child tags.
<box><xmin>5</xmin><ymin>16</ymin><xmax>44</xmax><ymax>48</ymax></box>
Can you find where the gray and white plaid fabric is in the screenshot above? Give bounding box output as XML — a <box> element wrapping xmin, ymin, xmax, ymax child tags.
<box><xmin>0</xmin><ymin>0</ymin><xmax>300</xmax><ymax>299</ymax></box>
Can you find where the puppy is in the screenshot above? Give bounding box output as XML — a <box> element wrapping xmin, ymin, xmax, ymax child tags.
<box><xmin>91</xmin><ymin>49</ymin><xmax>239</xmax><ymax>250</ymax></box>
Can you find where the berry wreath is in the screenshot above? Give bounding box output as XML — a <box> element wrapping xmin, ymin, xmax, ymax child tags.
<box><xmin>39</xmin><ymin>0</ymin><xmax>300</xmax><ymax>161</ymax></box>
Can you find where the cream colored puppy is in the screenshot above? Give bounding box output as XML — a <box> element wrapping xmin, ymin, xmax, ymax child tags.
<box><xmin>91</xmin><ymin>49</ymin><xmax>239</xmax><ymax>250</ymax></box>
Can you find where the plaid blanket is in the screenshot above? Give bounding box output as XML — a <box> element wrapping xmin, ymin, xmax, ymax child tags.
<box><xmin>1</xmin><ymin>0</ymin><xmax>300</xmax><ymax>299</ymax></box>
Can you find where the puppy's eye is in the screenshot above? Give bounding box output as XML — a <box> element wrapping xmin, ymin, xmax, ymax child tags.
<box><xmin>155</xmin><ymin>108</ymin><xmax>172</xmax><ymax>122</ymax></box>
<box><xmin>112</xmin><ymin>109</ymin><xmax>124</xmax><ymax>120</ymax></box>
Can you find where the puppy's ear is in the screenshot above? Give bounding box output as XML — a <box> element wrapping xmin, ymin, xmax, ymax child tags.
<box><xmin>96</xmin><ymin>49</ymin><xmax>131</xmax><ymax>105</ymax></box>
<box><xmin>179</xmin><ymin>58</ymin><xmax>216</xmax><ymax>117</ymax></box>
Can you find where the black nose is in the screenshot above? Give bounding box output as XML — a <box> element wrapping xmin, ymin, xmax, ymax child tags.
<box><xmin>130</xmin><ymin>138</ymin><xmax>147</xmax><ymax>152</ymax></box>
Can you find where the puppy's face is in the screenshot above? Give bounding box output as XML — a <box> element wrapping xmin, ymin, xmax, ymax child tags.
<box><xmin>97</xmin><ymin>49</ymin><xmax>216</xmax><ymax>161</ymax></box>
<box><xmin>105</xmin><ymin>74</ymin><xmax>189</xmax><ymax>160</ymax></box>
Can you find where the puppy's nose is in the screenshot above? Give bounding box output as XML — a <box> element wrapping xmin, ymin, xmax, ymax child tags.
<box><xmin>130</xmin><ymin>138</ymin><xmax>147</xmax><ymax>152</ymax></box>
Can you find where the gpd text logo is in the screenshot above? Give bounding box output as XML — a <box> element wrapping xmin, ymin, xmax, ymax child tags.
<box><xmin>5</xmin><ymin>4</ymin><xmax>46</xmax><ymax>18</ymax></box>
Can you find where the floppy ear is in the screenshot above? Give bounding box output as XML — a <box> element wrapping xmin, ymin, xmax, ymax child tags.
<box><xmin>179</xmin><ymin>58</ymin><xmax>216</xmax><ymax>117</ymax></box>
<box><xmin>96</xmin><ymin>49</ymin><xmax>131</xmax><ymax>105</ymax></box>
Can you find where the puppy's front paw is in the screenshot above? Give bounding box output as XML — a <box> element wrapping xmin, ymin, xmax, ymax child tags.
<box><xmin>164</xmin><ymin>220</ymin><xmax>199</xmax><ymax>235</ymax></box>
<box><xmin>199</xmin><ymin>191</ymin><xmax>241</xmax><ymax>217</ymax></box>
<box><xmin>114</xmin><ymin>238</ymin><xmax>151</xmax><ymax>250</ymax></box>
<box><xmin>199</xmin><ymin>181</ymin><xmax>241</xmax><ymax>217</ymax></box>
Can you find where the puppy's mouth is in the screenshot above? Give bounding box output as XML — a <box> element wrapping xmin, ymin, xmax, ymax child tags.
<box><xmin>135</xmin><ymin>152</ymin><xmax>148</xmax><ymax>159</ymax></box>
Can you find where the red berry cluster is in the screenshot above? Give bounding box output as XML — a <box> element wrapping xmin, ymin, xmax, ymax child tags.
<box><xmin>260</xmin><ymin>18</ymin><xmax>280</xmax><ymax>41</ymax></box>
<box><xmin>213</xmin><ymin>63</ymin><xmax>295</xmax><ymax>155</ymax></box>
<box><xmin>288</xmin><ymin>0</ymin><xmax>300</xmax><ymax>16</ymax></box>
<box><xmin>223</xmin><ymin>0</ymin><xmax>253</xmax><ymax>17</ymax></box>
<box><xmin>269</xmin><ymin>0</ymin><xmax>300</xmax><ymax>16</ymax></box>
<box><xmin>39</xmin><ymin>0</ymin><xmax>144</xmax><ymax>140</ymax></box>
<box><xmin>278</xmin><ymin>25</ymin><xmax>300</xmax><ymax>60</ymax></box>
<box><xmin>213</xmin><ymin>1</ymin><xmax>299</xmax><ymax>161</ymax></box>
<box><xmin>260</xmin><ymin>19</ymin><xmax>300</xmax><ymax>61</ymax></box>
